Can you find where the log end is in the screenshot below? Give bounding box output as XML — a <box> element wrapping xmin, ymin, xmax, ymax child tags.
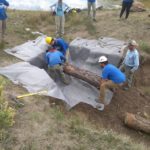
<box><xmin>124</xmin><ymin>112</ymin><xmax>136</xmax><ymax>125</ymax></box>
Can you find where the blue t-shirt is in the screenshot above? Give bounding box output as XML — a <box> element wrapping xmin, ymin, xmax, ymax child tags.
<box><xmin>45</xmin><ymin>50</ymin><xmax>66</xmax><ymax>67</ymax></box>
<box><xmin>101</xmin><ymin>64</ymin><xmax>126</xmax><ymax>84</ymax></box>
<box><xmin>56</xmin><ymin>4</ymin><xmax>63</xmax><ymax>16</ymax></box>
<box><xmin>0</xmin><ymin>0</ymin><xmax>9</xmax><ymax>20</ymax></box>
<box><xmin>53</xmin><ymin>38</ymin><xmax>69</xmax><ymax>56</ymax></box>
<box><xmin>88</xmin><ymin>0</ymin><xmax>96</xmax><ymax>3</ymax></box>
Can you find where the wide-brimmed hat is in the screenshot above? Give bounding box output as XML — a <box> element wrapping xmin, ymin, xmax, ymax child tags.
<box><xmin>128</xmin><ymin>40</ymin><xmax>138</xmax><ymax>46</ymax></box>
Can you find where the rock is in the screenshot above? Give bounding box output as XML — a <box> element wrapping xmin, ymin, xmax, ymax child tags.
<box><xmin>25</xmin><ymin>28</ymin><xmax>31</xmax><ymax>32</ymax></box>
<box><xmin>131</xmin><ymin>1</ymin><xmax>146</xmax><ymax>12</ymax></box>
<box><xmin>31</xmin><ymin>31</ymin><xmax>43</xmax><ymax>35</ymax></box>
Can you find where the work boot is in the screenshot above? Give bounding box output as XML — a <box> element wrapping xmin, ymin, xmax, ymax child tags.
<box><xmin>96</xmin><ymin>103</ymin><xmax>104</xmax><ymax>111</ymax></box>
<box><xmin>62</xmin><ymin>78</ymin><xmax>70</xmax><ymax>85</ymax></box>
<box><xmin>123</xmin><ymin>87</ymin><xmax>129</xmax><ymax>91</ymax></box>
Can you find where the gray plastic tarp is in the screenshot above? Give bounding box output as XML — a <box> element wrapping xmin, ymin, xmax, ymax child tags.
<box><xmin>0</xmin><ymin>62</ymin><xmax>67</xmax><ymax>101</ymax></box>
<box><xmin>1</xmin><ymin>36</ymin><xmax>125</xmax><ymax>109</ymax></box>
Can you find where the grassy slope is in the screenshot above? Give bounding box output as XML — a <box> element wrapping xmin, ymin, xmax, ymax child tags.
<box><xmin>0</xmin><ymin>9</ymin><xmax>150</xmax><ymax>150</ymax></box>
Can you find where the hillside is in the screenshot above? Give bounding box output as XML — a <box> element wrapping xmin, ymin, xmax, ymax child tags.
<box><xmin>0</xmin><ymin>9</ymin><xmax>150</xmax><ymax>150</ymax></box>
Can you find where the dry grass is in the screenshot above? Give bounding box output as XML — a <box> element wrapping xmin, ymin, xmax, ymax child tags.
<box><xmin>0</xmin><ymin>96</ymin><xmax>147</xmax><ymax>150</ymax></box>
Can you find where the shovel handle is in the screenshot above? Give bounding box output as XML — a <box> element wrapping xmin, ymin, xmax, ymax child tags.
<box><xmin>16</xmin><ymin>90</ymin><xmax>47</xmax><ymax>99</ymax></box>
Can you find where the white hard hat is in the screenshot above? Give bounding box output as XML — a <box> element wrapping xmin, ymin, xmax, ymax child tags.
<box><xmin>98</xmin><ymin>56</ymin><xmax>108</xmax><ymax>63</ymax></box>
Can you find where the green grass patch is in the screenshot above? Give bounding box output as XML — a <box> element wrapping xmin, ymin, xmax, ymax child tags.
<box><xmin>85</xmin><ymin>19</ymin><xmax>97</xmax><ymax>35</ymax></box>
<box><xmin>139</xmin><ymin>41</ymin><xmax>150</xmax><ymax>54</ymax></box>
<box><xmin>29</xmin><ymin>111</ymin><xmax>45</xmax><ymax>123</ymax></box>
<box><xmin>67</xmin><ymin>12</ymin><xmax>86</xmax><ymax>27</ymax></box>
<box><xmin>52</xmin><ymin>106</ymin><xmax>64</xmax><ymax>122</ymax></box>
<box><xmin>0</xmin><ymin>77</ymin><xmax>16</xmax><ymax>143</ymax></box>
<box><xmin>69</xmin><ymin>127</ymin><xmax>146</xmax><ymax>150</ymax></box>
<box><xmin>20</xmin><ymin>140</ymin><xmax>38</xmax><ymax>150</ymax></box>
<box><xmin>24</xmin><ymin>11</ymin><xmax>54</xmax><ymax>28</ymax></box>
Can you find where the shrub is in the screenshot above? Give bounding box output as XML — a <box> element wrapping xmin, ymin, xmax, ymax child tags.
<box><xmin>139</xmin><ymin>41</ymin><xmax>150</xmax><ymax>54</ymax></box>
<box><xmin>0</xmin><ymin>80</ymin><xmax>15</xmax><ymax>140</ymax></box>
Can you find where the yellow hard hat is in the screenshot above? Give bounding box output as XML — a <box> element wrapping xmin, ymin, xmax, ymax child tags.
<box><xmin>45</xmin><ymin>37</ymin><xmax>53</xmax><ymax>44</ymax></box>
<box><xmin>73</xmin><ymin>10</ymin><xmax>77</xmax><ymax>13</ymax></box>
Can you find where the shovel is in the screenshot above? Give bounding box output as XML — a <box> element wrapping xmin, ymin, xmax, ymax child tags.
<box><xmin>16</xmin><ymin>90</ymin><xmax>48</xmax><ymax>99</ymax></box>
<box><xmin>9</xmin><ymin>90</ymin><xmax>48</xmax><ymax>106</ymax></box>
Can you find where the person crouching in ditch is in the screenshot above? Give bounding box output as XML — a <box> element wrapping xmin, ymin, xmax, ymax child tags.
<box><xmin>98</xmin><ymin>56</ymin><xmax>126</xmax><ymax>108</ymax></box>
<box><xmin>45</xmin><ymin>47</ymin><xmax>69</xmax><ymax>85</ymax></box>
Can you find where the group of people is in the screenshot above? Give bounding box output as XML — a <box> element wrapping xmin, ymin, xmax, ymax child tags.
<box><xmin>0</xmin><ymin>0</ymin><xmax>139</xmax><ymax>110</ymax></box>
<box><xmin>98</xmin><ymin>40</ymin><xmax>139</xmax><ymax>109</ymax></box>
<box><xmin>50</xmin><ymin>0</ymin><xmax>134</xmax><ymax>37</ymax></box>
<box><xmin>0</xmin><ymin>0</ymin><xmax>134</xmax><ymax>39</ymax></box>
<box><xmin>50</xmin><ymin>0</ymin><xmax>97</xmax><ymax>37</ymax></box>
<box><xmin>44</xmin><ymin>35</ymin><xmax>139</xmax><ymax>110</ymax></box>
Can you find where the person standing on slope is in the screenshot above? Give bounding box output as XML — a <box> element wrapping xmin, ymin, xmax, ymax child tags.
<box><xmin>87</xmin><ymin>0</ymin><xmax>96</xmax><ymax>21</ymax></box>
<box><xmin>0</xmin><ymin>0</ymin><xmax>9</xmax><ymax>39</ymax></box>
<box><xmin>50</xmin><ymin>0</ymin><xmax>69</xmax><ymax>37</ymax></box>
<box><xmin>120</xmin><ymin>0</ymin><xmax>134</xmax><ymax>19</ymax></box>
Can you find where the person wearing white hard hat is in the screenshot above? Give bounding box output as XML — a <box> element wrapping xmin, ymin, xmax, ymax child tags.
<box><xmin>120</xmin><ymin>40</ymin><xmax>139</xmax><ymax>90</ymax></box>
<box><xmin>98</xmin><ymin>56</ymin><xmax>126</xmax><ymax>106</ymax></box>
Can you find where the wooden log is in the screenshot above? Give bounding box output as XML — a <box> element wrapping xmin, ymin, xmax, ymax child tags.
<box><xmin>63</xmin><ymin>63</ymin><xmax>101</xmax><ymax>89</ymax></box>
<box><xmin>124</xmin><ymin>112</ymin><xmax>150</xmax><ymax>134</ymax></box>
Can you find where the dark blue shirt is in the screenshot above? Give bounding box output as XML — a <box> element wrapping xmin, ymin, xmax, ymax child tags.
<box><xmin>0</xmin><ymin>0</ymin><xmax>9</xmax><ymax>20</ymax></box>
<box><xmin>101</xmin><ymin>64</ymin><xmax>126</xmax><ymax>84</ymax></box>
<box><xmin>123</xmin><ymin>0</ymin><xmax>133</xmax><ymax>3</ymax></box>
<box><xmin>53</xmin><ymin>38</ymin><xmax>69</xmax><ymax>56</ymax></box>
<box><xmin>45</xmin><ymin>50</ymin><xmax>66</xmax><ymax>67</ymax></box>
<box><xmin>88</xmin><ymin>0</ymin><xmax>96</xmax><ymax>2</ymax></box>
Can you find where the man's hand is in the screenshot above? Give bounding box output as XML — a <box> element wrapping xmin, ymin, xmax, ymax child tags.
<box><xmin>101</xmin><ymin>79</ymin><xmax>108</xmax><ymax>84</ymax></box>
<box><xmin>130</xmin><ymin>69</ymin><xmax>135</xmax><ymax>73</ymax></box>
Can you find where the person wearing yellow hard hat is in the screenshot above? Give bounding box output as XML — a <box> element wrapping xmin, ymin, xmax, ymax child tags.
<box><xmin>45</xmin><ymin>36</ymin><xmax>70</xmax><ymax>62</ymax></box>
<box><xmin>50</xmin><ymin>0</ymin><xmax>69</xmax><ymax>37</ymax></box>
